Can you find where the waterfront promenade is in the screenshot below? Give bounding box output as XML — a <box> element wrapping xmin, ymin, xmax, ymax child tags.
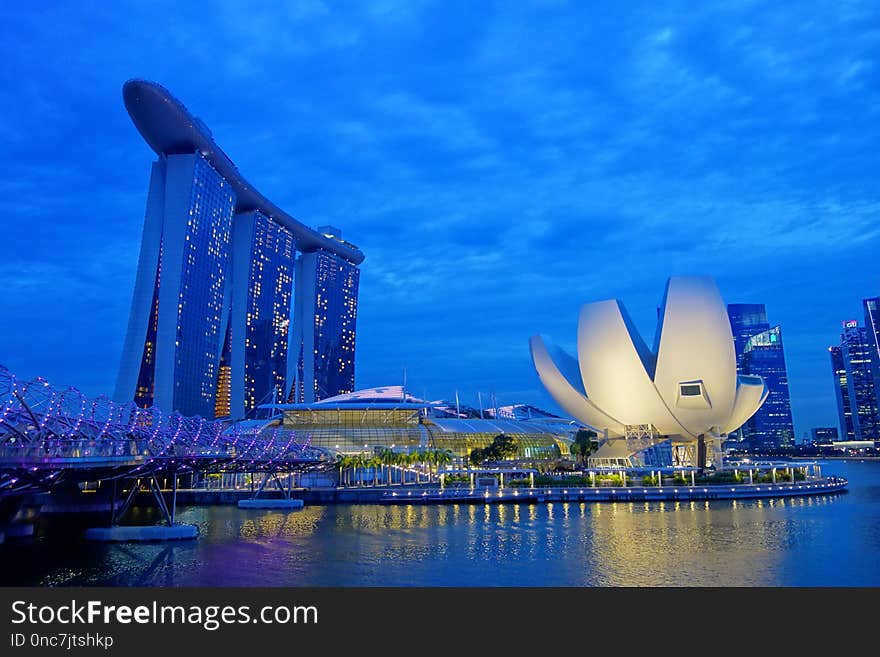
<box><xmin>61</xmin><ymin>473</ymin><xmax>844</xmax><ymax>508</ymax></box>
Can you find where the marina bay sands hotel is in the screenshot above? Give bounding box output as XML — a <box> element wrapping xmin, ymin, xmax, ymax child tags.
<box><xmin>115</xmin><ymin>80</ymin><xmax>363</xmax><ymax>420</ymax></box>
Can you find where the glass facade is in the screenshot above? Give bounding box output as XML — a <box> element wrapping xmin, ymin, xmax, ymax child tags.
<box><xmin>740</xmin><ymin>326</ymin><xmax>795</xmax><ymax>449</ymax></box>
<box><xmin>124</xmin><ymin>153</ymin><xmax>236</xmax><ymax>418</ymax></box>
<box><xmin>173</xmin><ymin>155</ymin><xmax>236</xmax><ymax>417</ymax></box>
<box><xmin>835</xmin><ymin>322</ymin><xmax>880</xmax><ymax>441</ymax></box>
<box><xmin>830</xmin><ymin>345</ymin><xmax>854</xmax><ymax>440</ymax></box>
<box><xmin>728</xmin><ymin>305</ymin><xmax>795</xmax><ymax>450</ymax></box>
<box><xmin>134</xmin><ymin>249</ymin><xmax>161</xmax><ymax>408</ymax></box>
<box><xmin>214</xmin><ymin>324</ymin><xmax>232</xmax><ymax>418</ymax></box>
<box><xmin>728</xmin><ymin>304</ymin><xmax>769</xmax><ymax>371</ymax></box>
<box><xmin>632</xmin><ymin>439</ymin><xmax>673</xmax><ymax>467</ymax></box>
<box><xmin>284</xmin><ymin>408</ymin><xmax>423</xmax><ymax>453</ymax></box>
<box><xmin>280</xmin><ymin>407</ymin><xmax>568</xmax><ymax>459</ymax></box>
<box><xmin>293</xmin><ymin>249</ymin><xmax>360</xmax><ymax>402</ymax></box>
<box><xmin>863</xmin><ymin>297</ymin><xmax>880</xmax><ymax>394</ymax></box>
<box><xmin>243</xmin><ymin>212</ymin><xmax>296</xmax><ymax>413</ymax></box>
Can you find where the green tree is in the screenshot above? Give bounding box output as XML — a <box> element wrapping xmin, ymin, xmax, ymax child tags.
<box><xmin>488</xmin><ymin>433</ymin><xmax>518</xmax><ymax>460</ymax></box>
<box><xmin>380</xmin><ymin>448</ymin><xmax>396</xmax><ymax>485</ymax></box>
<box><xmin>571</xmin><ymin>429</ymin><xmax>597</xmax><ymax>465</ymax></box>
<box><xmin>434</xmin><ymin>449</ymin><xmax>452</xmax><ymax>471</ymax></box>
<box><xmin>350</xmin><ymin>453</ymin><xmax>369</xmax><ymax>486</ymax></box>
<box><xmin>470</xmin><ymin>434</ymin><xmax>519</xmax><ymax>465</ymax></box>
<box><xmin>338</xmin><ymin>455</ymin><xmax>355</xmax><ymax>487</ymax></box>
<box><xmin>368</xmin><ymin>455</ymin><xmax>381</xmax><ymax>486</ymax></box>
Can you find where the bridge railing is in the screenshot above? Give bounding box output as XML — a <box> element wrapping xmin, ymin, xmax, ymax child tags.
<box><xmin>0</xmin><ymin>438</ymin><xmax>149</xmax><ymax>462</ymax></box>
<box><xmin>0</xmin><ymin>364</ymin><xmax>331</xmax><ymax>474</ymax></box>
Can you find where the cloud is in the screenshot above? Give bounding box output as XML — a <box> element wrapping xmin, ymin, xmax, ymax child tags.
<box><xmin>0</xmin><ymin>1</ymin><xmax>878</xmax><ymax>434</ymax></box>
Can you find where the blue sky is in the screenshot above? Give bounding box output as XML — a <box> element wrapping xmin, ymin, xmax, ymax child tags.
<box><xmin>1</xmin><ymin>1</ymin><xmax>878</xmax><ymax>439</ymax></box>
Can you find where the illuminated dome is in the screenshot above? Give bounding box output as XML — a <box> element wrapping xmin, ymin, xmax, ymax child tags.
<box><xmin>529</xmin><ymin>276</ymin><xmax>768</xmax><ymax>443</ymax></box>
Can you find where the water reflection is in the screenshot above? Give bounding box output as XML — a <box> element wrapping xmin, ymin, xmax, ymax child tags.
<box><xmin>1</xmin><ymin>462</ymin><xmax>877</xmax><ymax>586</ymax></box>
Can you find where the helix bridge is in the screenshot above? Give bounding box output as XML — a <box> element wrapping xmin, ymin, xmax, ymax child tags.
<box><xmin>0</xmin><ymin>364</ymin><xmax>334</xmax><ymax>502</ymax></box>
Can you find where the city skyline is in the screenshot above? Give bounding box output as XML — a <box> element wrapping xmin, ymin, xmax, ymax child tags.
<box><xmin>1</xmin><ymin>2</ymin><xmax>878</xmax><ymax>437</ymax></box>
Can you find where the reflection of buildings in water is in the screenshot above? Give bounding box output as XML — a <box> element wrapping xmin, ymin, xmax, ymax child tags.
<box><xmin>182</xmin><ymin>492</ymin><xmax>846</xmax><ymax>586</ymax></box>
<box><xmin>164</xmin><ymin>505</ymin><xmax>325</xmax><ymax>540</ymax></box>
<box><xmin>583</xmin><ymin>501</ymin><xmax>772</xmax><ymax>586</ymax></box>
<box><xmin>581</xmin><ymin>493</ymin><xmax>843</xmax><ymax>586</ymax></box>
<box><xmin>232</xmin><ymin>505</ymin><xmax>326</xmax><ymax>540</ymax></box>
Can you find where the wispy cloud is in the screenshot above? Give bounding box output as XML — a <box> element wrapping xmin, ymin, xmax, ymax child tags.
<box><xmin>0</xmin><ymin>1</ymin><xmax>878</xmax><ymax>432</ymax></box>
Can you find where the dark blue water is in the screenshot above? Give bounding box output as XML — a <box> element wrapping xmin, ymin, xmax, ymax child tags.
<box><xmin>3</xmin><ymin>460</ymin><xmax>879</xmax><ymax>586</ymax></box>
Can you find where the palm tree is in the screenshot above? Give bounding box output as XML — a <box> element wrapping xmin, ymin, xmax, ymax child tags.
<box><xmin>353</xmin><ymin>453</ymin><xmax>367</xmax><ymax>486</ymax></box>
<box><xmin>368</xmin><ymin>455</ymin><xmax>381</xmax><ymax>486</ymax></box>
<box><xmin>415</xmin><ymin>451</ymin><xmax>427</xmax><ymax>483</ymax></box>
<box><xmin>380</xmin><ymin>448</ymin><xmax>396</xmax><ymax>485</ymax></box>
<box><xmin>404</xmin><ymin>451</ymin><xmax>419</xmax><ymax>485</ymax></box>
<box><xmin>390</xmin><ymin>449</ymin><xmax>402</xmax><ymax>485</ymax></box>
<box><xmin>338</xmin><ymin>455</ymin><xmax>353</xmax><ymax>487</ymax></box>
<box><xmin>418</xmin><ymin>450</ymin><xmax>431</xmax><ymax>482</ymax></box>
<box><xmin>434</xmin><ymin>449</ymin><xmax>452</xmax><ymax>477</ymax></box>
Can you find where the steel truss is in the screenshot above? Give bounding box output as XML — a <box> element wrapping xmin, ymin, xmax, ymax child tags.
<box><xmin>0</xmin><ymin>365</ymin><xmax>334</xmax><ymax>503</ymax></box>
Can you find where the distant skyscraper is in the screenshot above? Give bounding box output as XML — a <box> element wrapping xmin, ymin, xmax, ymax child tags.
<box><xmin>727</xmin><ymin>304</ymin><xmax>795</xmax><ymax>450</ymax></box>
<box><xmin>291</xmin><ymin>235</ymin><xmax>359</xmax><ymax>403</ymax></box>
<box><xmin>741</xmin><ymin>326</ymin><xmax>795</xmax><ymax>449</ymax></box>
<box><xmin>829</xmin><ymin>345</ymin><xmax>854</xmax><ymax>440</ymax></box>
<box><xmin>831</xmin><ymin>321</ymin><xmax>880</xmax><ymax>441</ymax></box>
<box><xmin>115</xmin><ymin>80</ymin><xmax>363</xmax><ymax>418</ymax></box>
<box><xmin>863</xmin><ymin>297</ymin><xmax>880</xmax><ymax>394</ymax></box>
<box><xmin>728</xmin><ymin>304</ymin><xmax>770</xmax><ymax>370</ymax></box>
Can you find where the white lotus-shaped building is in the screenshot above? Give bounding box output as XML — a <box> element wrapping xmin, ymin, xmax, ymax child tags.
<box><xmin>529</xmin><ymin>276</ymin><xmax>768</xmax><ymax>466</ymax></box>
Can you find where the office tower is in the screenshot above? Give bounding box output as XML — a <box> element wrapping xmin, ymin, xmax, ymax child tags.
<box><xmin>116</xmin><ymin>80</ymin><xmax>363</xmax><ymax>418</ymax></box>
<box><xmin>229</xmin><ymin>211</ymin><xmax>296</xmax><ymax>417</ymax></box>
<box><xmin>116</xmin><ymin>152</ymin><xmax>236</xmax><ymax>418</ymax></box>
<box><xmin>740</xmin><ymin>326</ymin><xmax>795</xmax><ymax>449</ymax></box>
<box><xmin>831</xmin><ymin>321</ymin><xmax>880</xmax><ymax>441</ymax></box>
<box><xmin>291</xmin><ymin>234</ymin><xmax>360</xmax><ymax>403</ymax></box>
<box><xmin>829</xmin><ymin>346</ymin><xmax>854</xmax><ymax>440</ymax></box>
<box><xmin>727</xmin><ymin>304</ymin><xmax>795</xmax><ymax>449</ymax></box>
<box><xmin>727</xmin><ymin>304</ymin><xmax>770</xmax><ymax>370</ymax></box>
<box><xmin>863</xmin><ymin>297</ymin><xmax>880</xmax><ymax>393</ymax></box>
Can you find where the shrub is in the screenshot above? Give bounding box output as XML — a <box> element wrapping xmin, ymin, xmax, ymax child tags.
<box><xmin>694</xmin><ymin>472</ymin><xmax>739</xmax><ymax>484</ymax></box>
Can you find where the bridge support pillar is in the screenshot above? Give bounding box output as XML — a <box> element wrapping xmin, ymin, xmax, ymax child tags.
<box><xmin>237</xmin><ymin>470</ymin><xmax>304</xmax><ymax>510</ymax></box>
<box><xmin>84</xmin><ymin>472</ymin><xmax>197</xmax><ymax>541</ymax></box>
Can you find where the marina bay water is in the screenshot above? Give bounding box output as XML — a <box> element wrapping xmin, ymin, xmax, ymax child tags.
<box><xmin>3</xmin><ymin>460</ymin><xmax>880</xmax><ymax>586</ymax></box>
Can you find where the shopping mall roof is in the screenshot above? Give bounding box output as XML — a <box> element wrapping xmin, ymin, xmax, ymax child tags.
<box><xmin>426</xmin><ymin>418</ymin><xmax>573</xmax><ymax>437</ymax></box>
<box><xmin>269</xmin><ymin>402</ymin><xmax>433</xmax><ymax>411</ymax></box>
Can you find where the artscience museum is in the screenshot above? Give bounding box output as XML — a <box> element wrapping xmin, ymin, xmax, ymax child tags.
<box><xmin>530</xmin><ymin>276</ymin><xmax>769</xmax><ymax>469</ymax></box>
